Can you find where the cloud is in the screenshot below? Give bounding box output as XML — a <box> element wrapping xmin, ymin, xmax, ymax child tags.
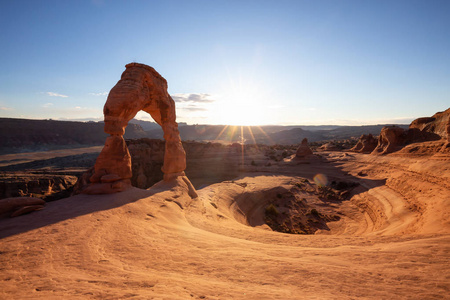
<box><xmin>0</xmin><ymin>106</ymin><xmax>13</xmax><ymax>111</ymax></box>
<box><xmin>47</xmin><ymin>92</ymin><xmax>68</xmax><ymax>98</ymax></box>
<box><xmin>181</xmin><ymin>106</ymin><xmax>208</xmax><ymax>112</ymax></box>
<box><xmin>89</xmin><ymin>92</ymin><xmax>108</xmax><ymax>96</ymax></box>
<box><xmin>171</xmin><ymin>93</ymin><xmax>215</xmax><ymax>103</ymax></box>
<box><xmin>42</xmin><ymin>103</ymin><xmax>54</xmax><ymax>108</ymax></box>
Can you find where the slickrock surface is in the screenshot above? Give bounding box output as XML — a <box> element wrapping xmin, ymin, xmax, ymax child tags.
<box><xmin>1</xmin><ymin>150</ymin><xmax>448</xmax><ymax>299</ymax></box>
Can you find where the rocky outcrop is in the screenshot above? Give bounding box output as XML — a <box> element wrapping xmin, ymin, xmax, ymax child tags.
<box><xmin>371</xmin><ymin>126</ymin><xmax>407</xmax><ymax>155</ymax></box>
<box><xmin>0</xmin><ymin>197</ymin><xmax>45</xmax><ymax>217</ymax></box>
<box><xmin>409</xmin><ymin>108</ymin><xmax>450</xmax><ymax>140</ymax></box>
<box><xmin>350</xmin><ymin>134</ymin><xmax>378</xmax><ymax>153</ymax></box>
<box><xmin>0</xmin><ymin>173</ymin><xmax>78</xmax><ymax>200</ymax></box>
<box><xmin>369</xmin><ymin>109</ymin><xmax>449</xmax><ymax>155</ymax></box>
<box><xmin>295</xmin><ymin>138</ymin><xmax>313</xmax><ymax>158</ymax></box>
<box><xmin>80</xmin><ymin>63</ymin><xmax>189</xmax><ymax>194</ymax></box>
<box><xmin>127</xmin><ymin>139</ymin><xmax>165</xmax><ymax>189</ymax></box>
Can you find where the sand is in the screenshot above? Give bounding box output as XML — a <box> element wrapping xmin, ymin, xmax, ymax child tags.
<box><xmin>0</xmin><ymin>151</ymin><xmax>449</xmax><ymax>299</ymax></box>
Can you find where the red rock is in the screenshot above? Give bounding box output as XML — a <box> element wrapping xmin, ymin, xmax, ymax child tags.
<box><xmin>409</xmin><ymin>108</ymin><xmax>450</xmax><ymax>139</ymax></box>
<box><xmin>351</xmin><ymin>134</ymin><xmax>378</xmax><ymax>153</ymax></box>
<box><xmin>100</xmin><ymin>174</ymin><xmax>122</xmax><ymax>183</ymax></box>
<box><xmin>371</xmin><ymin>126</ymin><xmax>406</xmax><ymax>155</ymax></box>
<box><xmin>10</xmin><ymin>205</ymin><xmax>44</xmax><ymax>218</ymax></box>
<box><xmin>0</xmin><ymin>197</ymin><xmax>45</xmax><ymax>214</ymax></box>
<box><xmin>295</xmin><ymin>138</ymin><xmax>313</xmax><ymax>158</ymax></box>
<box><xmin>81</xmin><ymin>63</ymin><xmax>189</xmax><ymax>194</ymax></box>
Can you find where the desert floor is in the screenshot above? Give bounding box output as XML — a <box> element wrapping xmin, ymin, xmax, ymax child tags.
<box><xmin>0</xmin><ymin>151</ymin><xmax>449</xmax><ymax>299</ymax></box>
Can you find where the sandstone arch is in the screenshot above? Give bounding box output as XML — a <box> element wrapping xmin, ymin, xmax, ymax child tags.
<box><xmin>83</xmin><ymin>63</ymin><xmax>187</xmax><ymax>194</ymax></box>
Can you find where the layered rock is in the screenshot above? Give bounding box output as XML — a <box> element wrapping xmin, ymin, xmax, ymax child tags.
<box><xmin>295</xmin><ymin>138</ymin><xmax>313</xmax><ymax>158</ymax></box>
<box><xmin>371</xmin><ymin>109</ymin><xmax>448</xmax><ymax>155</ymax></box>
<box><xmin>409</xmin><ymin>108</ymin><xmax>450</xmax><ymax>140</ymax></box>
<box><xmin>350</xmin><ymin>134</ymin><xmax>378</xmax><ymax>153</ymax></box>
<box><xmin>79</xmin><ymin>63</ymin><xmax>188</xmax><ymax>194</ymax></box>
<box><xmin>0</xmin><ymin>173</ymin><xmax>78</xmax><ymax>200</ymax></box>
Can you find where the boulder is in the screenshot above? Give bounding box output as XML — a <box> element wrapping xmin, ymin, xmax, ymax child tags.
<box><xmin>295</xmin><ymin>138</ymin><xmax>313</xmax><ymax>158</ymax></box>
<box><xmin>0</xmin><ymin>197</ymin><xmax>45</xmax><ymax>215</ymax></box>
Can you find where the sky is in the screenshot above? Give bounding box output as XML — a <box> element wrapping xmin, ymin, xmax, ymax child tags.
<box><xmin>0</xmin><ymin>0</ymin><xmax>449</xmax><ymax>126</ymax></box>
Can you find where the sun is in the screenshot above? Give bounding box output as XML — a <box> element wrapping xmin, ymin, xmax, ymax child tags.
<box><xmin>211</xmin><ymin>82</ymin><xmax>267</xmax><ymax>126</ymax></box>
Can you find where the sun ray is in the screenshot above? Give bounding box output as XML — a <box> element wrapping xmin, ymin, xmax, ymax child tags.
<box><xmin>246</xmin><ymin>126</ymin><xmax>260</xmax><ymax>151</ymax></box>
<box><xmin>255</xmin><ymin>125</ymin><xmax>275</xmax><ymax>145</ymax></box>
<box><xmin>214</xmin><ymin>125</ymin><xmax>229</xmax><ymax>142</ymax></box>
<box><xmin>229</xmin><ymin>125</ymin><xmax>238</xmax><ymax>142</ymax></box>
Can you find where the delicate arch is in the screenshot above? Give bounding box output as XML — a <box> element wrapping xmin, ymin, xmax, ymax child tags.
<box><xmin>82</xmin><ymin>63</ymin><xmax>186</xmax><ymax>194</ymax></box>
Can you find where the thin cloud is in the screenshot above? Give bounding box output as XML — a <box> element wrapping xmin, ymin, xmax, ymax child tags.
<box><xmin>47</xmin><ymin>92</ymin><xmax>68</xmax><ymax>98</ymax></box>
<box><xmin>42</xmin><ymin>103</ymin><xmax>54</xmax><ymax>108</ymax></box>
<box><xmin>89</xmin><ymin>92</ymin><xmax>108</xmax><ymax>96</ymax></box>
<box><xmin>181</xmin><ymin>106</ymin><xmax>208</xmax><ymax>112</ymax></box>
<box><xmin>171</xmin><ymin>93</ymin><xmax>215</xmax><ymax>103</ymax></box>
<box><xmin>0</xmin><ymin>106</ymin><xmax>13</xmax><ymax>111</ymax></box>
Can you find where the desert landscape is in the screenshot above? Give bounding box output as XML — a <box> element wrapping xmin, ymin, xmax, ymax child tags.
<box><xmin>0</xmin><ymin>63</ymin><xmax>449</xmax><ymax>299</ymax></box>
<box><xmin>0</xmin><ymin>134</ymin><xmax>449</xmax><ymax>299</ymax></box>
<box><xmin>2</xmin><ymin>2</ymin><xmax>450</xmax><ymax>298</ymax></box>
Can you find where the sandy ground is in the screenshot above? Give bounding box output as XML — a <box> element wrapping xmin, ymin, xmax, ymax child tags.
<box><xmin>0</xmin><ymin>151</ymin><xmax>449</xmax><ymax>299</ymax></box>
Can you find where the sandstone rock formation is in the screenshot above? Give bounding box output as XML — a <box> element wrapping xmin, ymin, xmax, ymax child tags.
<box><xmin>295</xmin><ymin>138</ymin><xmax>313</xmax><ymax>158</ymax></box>
<box><xmin>0</xmin><ymin>197</ymin><xmax>45</xmax><ymax>217</ymax></box>
<box><xmin>81</xmin><ymin>63</ymin><xmax>187</xmax><ymax>194</ymax></box>
<box><xmin>0</xmin><ymin>173</ymin><xmax>78</xmax><ymax>200</ymax></box>
<box><xmin>409</xmin><ymin>108</ymin><xmax>450</xmax><ymax>140</ymax></box>
<box><xmin>371</xmin><ymin>110</ymin><xmax>448</xmax><ymax>155</ymax></box>
<box><xmin>371</xmin><ymin>126</ymin><xmax>406</xmax><ymax>155</ymax></box>
<box><xmin>350</xmin><ymin>134</ymin><xmax>378</xmax><ymax>153</ymax></box>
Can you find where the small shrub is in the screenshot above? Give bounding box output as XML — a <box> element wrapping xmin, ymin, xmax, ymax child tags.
<box><xmin>310</xmin><ymin>208</ymin><xmax>320</xmax><ymax>217</ymax></box>
<box><xmin>265</xmin><ymin>204</ymin><xmax>279</xmax><ymax>217</ymax></box>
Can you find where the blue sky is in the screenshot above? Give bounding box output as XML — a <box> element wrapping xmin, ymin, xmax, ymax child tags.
<box><xmin>0</xmin><ymin>0</ymin><xmax>449</xmax><ymax>125</ymax></box>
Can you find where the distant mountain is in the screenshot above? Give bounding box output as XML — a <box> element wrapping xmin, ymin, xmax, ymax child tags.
<box><xmin>0</xmin><ymin>117</ymin><xmax>411</xmax><ymax>154</ymax></box>
<box><xmin>0</xmin><ymin>118</ymin><xmax>146</xmax><ymax>154</ymax></box>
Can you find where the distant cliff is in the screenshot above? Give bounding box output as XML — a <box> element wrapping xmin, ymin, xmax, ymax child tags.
<box><xmin>0</xmin><ymin>118</ymin><xmax>146</xmax><ymax>154</ymax></box>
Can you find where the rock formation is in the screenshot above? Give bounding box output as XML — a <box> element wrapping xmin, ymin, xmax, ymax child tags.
<box><xmin>350</xmin><ymin>134</ymin><xmax>378</xmax><ymax>153</ymax></box>
<box><xmin>409</xmin><ymin>108</ymin><xmax>450</xmax><ymax>140</ymax></box>
<box><xmin>371</xmin><ymin>126</ymin><xmax>407</xmax><ymax>155</ymax></box>
<box><xmin>0</xmin><ymin>197</ymin><xmax>45</xmax><ymax>217</ymax></box>
<box><xmin>81</xmin><ymin>63</ymin><xmax>188</xmax><ymax>194</ymax></box>
<box><xmin>295</xmin><ymin>138</ymin><xmax>313</xmax><ymax>158</ymax></box>
<box><xmin>371</xmin><ymin>109</ymin><xmax>448</xmax><ymax>155</ymax></box>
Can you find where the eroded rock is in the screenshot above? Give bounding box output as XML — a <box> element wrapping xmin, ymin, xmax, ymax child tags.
<box><xmin>79</xmin><ymin>63</ymin><xmax>189</xmax><ymax>194</ymax></box>
<box><xmin>0</xmin><ymin>197</ymin><xmax>45</xmax><ymax>215</ymax></box>
<box><xmin>350</xmin><ymin>134</ymin><xmax>378</xmax><ymax>153</ymax></box>
<box><xmin>295</xmin><ymin>138</ymin><xmax>313</xmax><ymax>158</ymax></box>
